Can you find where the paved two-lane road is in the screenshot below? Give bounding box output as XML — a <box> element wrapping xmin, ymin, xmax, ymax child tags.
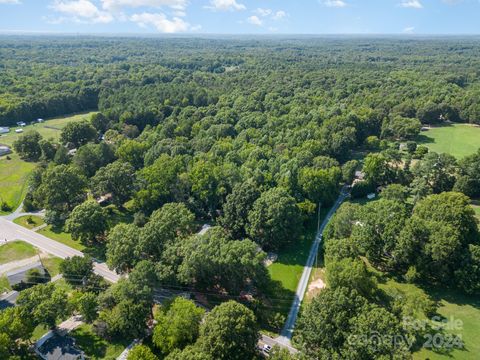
<box><xmin>0</xmin><ymin>217</ymin><xmax>119</xmax><ymax>283</ymax></box>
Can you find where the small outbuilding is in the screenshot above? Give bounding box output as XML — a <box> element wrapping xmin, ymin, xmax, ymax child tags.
<box><xmin>0</xmin><ymin>127</ymin><xmax>9</xmax><ymax>134</ymax></box>
<box><xmin>0</xmin><ymin>145</ymin><xmax>11</xmax><ymax>156</ymax></box>
<box><xmin>37</xmin><ymin>118</ymin><xmax>44</xmax><ymax>123</ymax></box>
<box><xmin>16</xmin><ymin>121</ymin><xmax>26</xmax><ymax>127</ymax></box>
<box><xmin>15</xmin><ymin>128</ymin><xmax>24</xmax><ymax>133</ymax></box>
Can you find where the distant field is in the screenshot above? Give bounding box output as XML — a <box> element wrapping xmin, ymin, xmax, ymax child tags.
<box><xmin>417</xmin><ymin>124</ymin><xmax>480</xmax><ymax>158</ymax></box>
<box><xmin>0</xmin><ymin>112</ymin><xmax>96</xmax><ymax>147</ymax></box>
<box><xmin>0</xmin><ymin>112</ymin><xmax>95</xmax><ymax>213</ymax></box>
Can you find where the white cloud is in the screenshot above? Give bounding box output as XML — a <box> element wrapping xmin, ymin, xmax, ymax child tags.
<box><xmin>253</xmin><ymin>8</ymin><xmax>287</xmax><ymax>22</ymax></box>
<box><xmin>272</xmin><ymin>10</ymin><xmax>287</xmax><ymax>20</ymax></box>
<box><xmin>130</xmin><ymin>11</ymin><xmax>190</xmax><ymax>32</ymax></box>
<box><xmin>101</xmin><ymin>0</ymin><xmax>187</xmax><ymax>11</ymax></box>
<box><xmin>0</xmin><ymin>0</ymin><xmax>21</xmax><ymax>3</ymax></box>
<box><xmin>322</xmin><ymin>0</ymin><xmax>347</xmax><ymax>8</ymax></box>
<box><xmin>399</xmin><ymin>0</ymin><xmax>423</xmax><ymax>8</ymax></box>
<box><xmin>247</xmin><ymin>15</ymin><xmax>262</xmax><ymax>26</ymax></box>
<box><xmin>254</xmin><ymin>8</ymin><xmax>271</xmax><ymax>17</ymax></box>
<box><xmin>206</xmin><ymin>0</ymin><xmax>246</xmax><ymax>12</ymax></box>
<box><xmin>403</xmin><ymin>26</ymin><xmax>415</xmax><ymax>33</ymax></box>
<box><xmin>51</xmin><ymin>0</ymin><xmax>113</xmax><ymax>23</ymax></box>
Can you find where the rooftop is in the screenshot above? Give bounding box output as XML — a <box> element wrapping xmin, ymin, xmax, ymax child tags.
<box><xmin>37</xmin><ymin>333</ymin><xmax>84</xmax><ymax>360</ymax></box>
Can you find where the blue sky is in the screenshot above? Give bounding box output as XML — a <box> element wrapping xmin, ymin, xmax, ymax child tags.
<box><xmin>0</xmin><ymin>0</ymin><xmax>479</xmax><ymax>34</ymax></box>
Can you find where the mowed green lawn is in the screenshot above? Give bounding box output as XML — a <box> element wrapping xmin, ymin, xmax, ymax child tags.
<box><xmin>413</xmin><ymin>290</ymin><xmax>480</xmax><ymax>360</ymax></box>
<box><xmin>378</xmin><ymin>275</ymin><xmax>480</xmax><ymax>360</ymax></box>
<box><xmin>417</xmin><ymin>124</ymin><xmax>480</xmax><ymax>159</ymax></box>
<box><xmin>0</xmin><ymin>112</ymin><xmax>95</xmax><ymax>213</ymax></box>
<box><xmin>266</xmin><ymin>209</ymin><xmax>329</xmax><ymax>318</ymax></box>
<box><xmin>0</xmin><ymin>240</ymin><xmax>37</xmax><ymax>265</ymax></box>
<box><xmin>13</xmin><ymin>215</ymin><xmax>45</xmax><ymax>229</ymax></box>
<box><xmin>71</xmin><ymin>324</ymin><xmax>131</xmax><ymax>360</ymax></box>
<box><xmin>0</xmin><ymin>153</ymin><xmax>36</xmax><ymax>214</ymax></box>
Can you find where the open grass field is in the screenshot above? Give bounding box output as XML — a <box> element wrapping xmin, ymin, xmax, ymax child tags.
<box><xmin>0</xmin><ymin>112</ymin><xmax>96</xmax><ymax>147</ymax></box>
<box><xmin>265</xmin><ymin>208</ymin><xmax>329</xmax><ymax>319</ymax></box>
<box><xmin>417</xmin><ymin>123</ymin><xmax>480</xmax><ymax>159</ymax></box>
<box><xmin>71</xmin><ymin>324</ymin><xmax>131</xmax><ymax>360</ymax></box>
<box><xmin>0</xmin><ymin>240</ymin><xmax>37</xmax><ymax>265</ymax></box>
<box><xmin>0</xmin><ymin>112</ymin><xmax>96</xmax><ymax>214</ymax></box>
<box><xmin>377</xmin><ymin>274</ymin><xmax>480</xmax><ymax>360</ymax></box>
<box><xmin>0</xmin><ymin>152</ymin><xmax>36</xmax><ymax>214</ymax></box>
<box><xmin>13</xmin><ymin>215</ymin><xmax>45</xmax><ymax>229</ymax></box>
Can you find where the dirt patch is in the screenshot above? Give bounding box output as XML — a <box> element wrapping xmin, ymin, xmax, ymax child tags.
<box><xmin>308</xmin><ymin>278</ymin><xmax>326</xmax><ymax>293</ymax></box>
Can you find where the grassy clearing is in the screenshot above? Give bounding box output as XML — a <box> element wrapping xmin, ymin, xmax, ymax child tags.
<box><xmin>0</xmin><ymin>112</ymin><xmax>95</xmax><ymax>214</ymax></box>
<box><xmin>0</xmin><ymin>153</ymin><xmax>36</xmax><ymax>214</ymax></box>
<box><xmin>417</xmin><ymin>123</ymin><xmax>480</xmax><ymax>159</ymax></box>
<box><xmin>71</xmin><ymin>323</ymin><xmax>131</xmax><ymax>360</ymax></box>
<box><xmin>412</xmin><ymin>291</ymin><xmax>480</xmax><ymax>360</ymax></box>
<box><xmin>377</xmin><ymin>274</ymin><xmax>480</xmax><ymax>360</ymax></box>
<box><xmin>13</xmin><ymin>215</ymin><xmax>45</xmax><ymax>229</ymax></box>
<box><xmin>265</xmin><ymin>207</ymin><xmax>329</xmax><ymax>318</ymax></box>
<box><xmin>0</xmin><ymin>112</ymin><xmax>97</xmax><ymax>147</ymax></box>
<box><xmin>0</xmin><ymin>240</ymin><xmax>37</xmax><ymax>265</ymax></box>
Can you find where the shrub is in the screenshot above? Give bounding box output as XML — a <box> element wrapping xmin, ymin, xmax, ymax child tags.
<box><xmin>350</xmin><ymin>181</ymin><xmax>375</xmax><ymax>199</ymax></box>
<box><xmin>0</xmin><ymin>201</ymin><xmax>12</xmax><ymax>212</ymax></box>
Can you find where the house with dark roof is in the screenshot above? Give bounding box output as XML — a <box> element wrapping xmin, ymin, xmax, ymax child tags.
<box><xmin>36</xmin><ymin>332</ymin><xmax>85</xmax><ymax>360</ymax></box>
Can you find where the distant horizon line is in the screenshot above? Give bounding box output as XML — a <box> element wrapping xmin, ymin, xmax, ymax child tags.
<box><xmin>1</xmin><ymin>31</ymin><xmax>480</xmax><ymax>38</ymax></box>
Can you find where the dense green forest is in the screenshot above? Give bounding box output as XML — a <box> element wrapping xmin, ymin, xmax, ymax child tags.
<box><xmin>2</xmin><ymin>36</ymin><xmax>480</xmax><ymax>128</ymax></box>
<box><xmin>1</xmin><ymin>36</ymin><xmax>480</xmax><ymax>359</ymax></box>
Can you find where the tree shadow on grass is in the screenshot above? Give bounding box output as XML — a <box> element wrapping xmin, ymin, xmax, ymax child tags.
<box><xmin>71</xmin><ymin>326</ymin><xmax>109</xmax><ymax>359</ymax></box>
<box><xmin>416</xmin><ymin>134</ymin><xmax>435</xmax><ymax>145</ymax></box>
<box><xmin>421</xmin><ymin>285</ymin><xmax>480</xmax><ymax>309</ymax></box>
<box><xmin>71</xmin><ymin>325</ymin><xmax>131</xmax><ymax>360</ymax></box>
<box><xmin>260</xmin><ymin>279</ymin><xmax>296</xmax><ymax>332</ymax></box>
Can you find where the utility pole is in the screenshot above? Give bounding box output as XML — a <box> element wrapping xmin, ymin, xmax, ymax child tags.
<box><xmin>317</xmin><ymin>202</ymin><xmax>322</xmax><ymax>233</ymax></box>
<box><xmin>315</xmin><ymin>202</ymin><xmax>321</xmax><ymax>269</ymax></box>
